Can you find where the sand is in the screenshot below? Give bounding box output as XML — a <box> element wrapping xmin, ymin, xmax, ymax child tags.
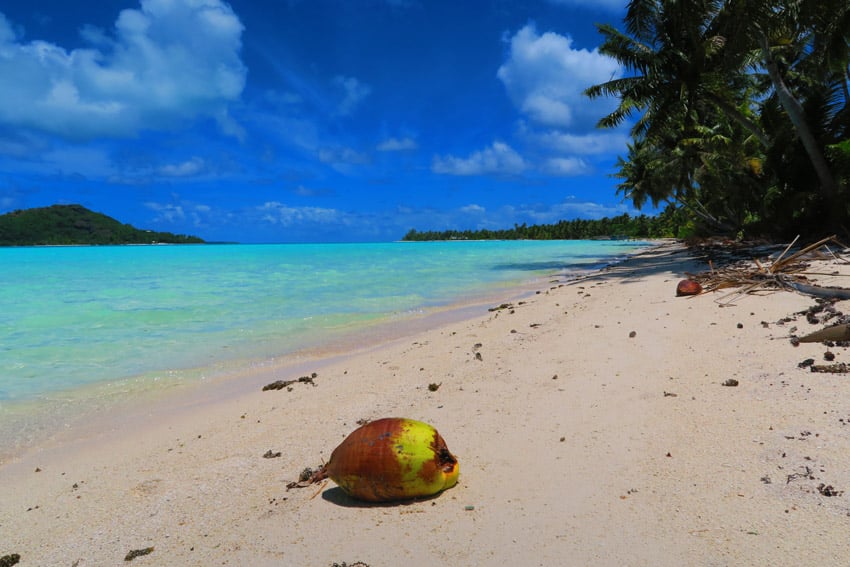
<box><xmin>3</xmin><ymin>240</ymin><xmax>850</xmax><ymax>566</ymax></box>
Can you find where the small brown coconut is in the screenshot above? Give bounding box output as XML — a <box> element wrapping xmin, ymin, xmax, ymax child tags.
<box><xmin>676</xmin><ymin>279</ymin><xmax>702</xmax><ymax>297</ymax></box>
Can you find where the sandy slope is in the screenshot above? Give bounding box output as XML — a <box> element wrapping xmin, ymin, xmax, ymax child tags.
<box><xmin>2</xmin><ymin>241</ymin><xmax>850</xmax><ymax>566</ymax></box>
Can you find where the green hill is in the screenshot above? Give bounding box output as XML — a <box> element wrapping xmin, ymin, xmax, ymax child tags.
<box><xmin>0</xmin><ymin>204</ymin><xmax>205</xmax><ymax>246</ymax></box>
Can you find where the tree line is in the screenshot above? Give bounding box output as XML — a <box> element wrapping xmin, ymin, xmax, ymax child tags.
<box><xmin>0</xmin><ymin>204</ymin><xmax>204</xmax><ymax>246</ymax></box>
<box><xmin>402</xmin><ymin>207</ymin><xmax>684</xmax><ymax>241</ymax></box>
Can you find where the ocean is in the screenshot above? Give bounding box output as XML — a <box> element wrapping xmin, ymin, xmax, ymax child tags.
<box><xmin>0</xmin><ymin>240</ymin><xmax>649</xmax><ymax>455</ymax></box>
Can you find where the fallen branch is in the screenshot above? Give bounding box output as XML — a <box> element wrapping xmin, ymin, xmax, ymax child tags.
<box><xmin>786</xmin><ymin>282</ymin><xmax>850</xmax><ymax>301</ymax></box>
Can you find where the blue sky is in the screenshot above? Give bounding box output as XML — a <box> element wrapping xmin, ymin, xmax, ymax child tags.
<box><xmin>0</xmin><ymin>0</ymin><xmax>643</xmax><ymax>243</ymax></box>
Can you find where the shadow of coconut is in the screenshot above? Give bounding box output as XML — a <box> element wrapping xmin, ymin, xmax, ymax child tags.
<box><xmin>320</xmin><ymin>485</ymin><xmax>449</xmax><ymax>508</ymax></box>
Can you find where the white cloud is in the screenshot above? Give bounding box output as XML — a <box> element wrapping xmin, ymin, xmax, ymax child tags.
<box><xmin>377</xmin><ymin>137</ymin><xmax>418</xmax><ymax>151</ymax></box>
<box><xmin>528</xmin><ymin>129</ymin><xmax>630</xmax><ymax>155</ymax></box>
<box><xmin>333</xmin><ymin>75</ymin><xmax>371</xmax><ymax>116</ymax></box>
<box><xmin>460</xmin><ymin>204</ymin><xmax>486</xmax><ymax>214</ymax></box>
<box><xmin>547</xmin><ymin>199</ymin><xmax>633</xmax><ymax>220</ymax></box>
<box><xmin>258</xmin><ymin>201</ymin><xmax>341</xmax><ymax>226</ymax></box>
<box><xmin>145</xmin><ymin>200</ymin><xmax>213</xmax><ymax>228</ymax></box>
<box><xmin>0</xmin><ymin>0</ymin><xmax>246</xmax><ymax>140</ymax></box>
<box><xmin>497</xmin><ymin>24</ymin><xmax>620</xmax><ymax>129</ymax></box>
<box><xmin>145</xmin><ymin>201</ymin><xmax>186</xmax><ymax>223</ymax></box>
<box><xmin>432</xmin><ymin>141</ymin><xmax>527</xmax><ymax>176</ymax></box>
<box><xmin>542</xmin><ymin>157</ymin><xmax>590</xmax><ymax>176</ymax></box>
<box><xmin>158</xmin><ymin>157</ymin><xmax>206</xmax><ymax>177</ymax></box>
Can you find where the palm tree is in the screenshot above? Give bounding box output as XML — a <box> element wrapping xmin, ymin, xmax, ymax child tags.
<box><xmin>586</xmin><ymin>0</ymin><xmax>767</xmax><ymax>232</ymax></box>
<box><xmin>588</xmin><ymin>0</ymin><xmax>850</xmax><ymax>233</ymax></box>
<box><xmin>727</xmin><ymin>0</ymin><xmax>850</xmax><ymax>204</ymax></box>
<box><xmin>586</xmin><ymin>0</ymin><xmax>767</xmax><ymax>145</ymax></box>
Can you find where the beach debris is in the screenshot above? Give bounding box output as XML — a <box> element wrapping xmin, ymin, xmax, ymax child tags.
<box><xmin>428</xmin><ymin>382</ymin><xmax>441</xmax><ymax>391</ymax></box>
<box><xmin>663</xmin><ymin>391</ymin><xmax>678</xmax><ymax>397</ymax></box>
<box><xmin>304</xmin><ymin>418</ymin><xmax>459</xmax><ymax>502</ymax></box>
<box><xmin>797</xmin><ymin>323</ymin><xmax>850</xmax><ymax>344</ymax></box>
<box><xmin>488</xmin><ymin>303</ymin><xmax>513</xmax><ymax>312</ymax></box>
<box><xmin>299</xmin><ymin>467</ymin><xmax>316</xmax><ymax>482</ymax></box>
<box><xmin>472</xmin><ymin>343</ymin><xmax>483</xmax><ymax>361</ymax></box>
<box><xmin>817</xmin><ymin>483</ymin><xmax>843</xmax><ymax>497</ymax></box>
<box><xmin>262</xmin><ymin>373</ymin><xmax>317</xmax><ymax>391</ymax></box>
<box><xmin>797</xmin><ymin>301</ymin><xmax>845</xmax><ymax>326</ymax></box>
<box><xmin>332</xmin><ymin>562</ymin><xmax>370</xmax><ymax>567</ymax></box>
<box><xmin>786</xmin><ymin>465</ymin><xmax>815</xmax><ymax>484</ymax></box>
<box><xmin>824</xmin><ymin>351</ymin><xmax>836</xmax><ymax>361</ymax></box>
<box><xmin>675</xmin><ymin>279</ymin><xmax>702</xmax><ymax>296</ymax></box>
<box><xmin>0</xmin><ymin>554</ymin><xmax>20</xmax><ymax>567</ymax></box>
<box><xmin>722</xmin><ymin>379</ymin><xmax>739</xmax><ymax>387</ymax></box>
<box><xmin>809</xmin><ymin>363</ymin><xmax>850</xmax><ymax>373</ymax></box>
<box><xmin>124</xmin><ymin>547</ymin><xmax>154</xmax><ymax>562</ymax></box>
<box><xmin>629</xmin><ymin>330</ymin><xmax>637</xmax><ymax>338</ymax></box>
<box><xmin>263</xmin><ymin>450</ymin><xmax>282</xmax><ymax>459</ymax></box>
<box><xmin>285</xmin><ymin>465</ymin><xmax>325</xmax><ymax>491</ymax></box>
<box><xmin>686</xmin><ymin>235</ymin><xmax>850</xmax><ymax>305</ymax></box>
<box><xmin>798</xmin><ymin>358</ymin><xmax>815</xmax><ymax>368</ymax></box>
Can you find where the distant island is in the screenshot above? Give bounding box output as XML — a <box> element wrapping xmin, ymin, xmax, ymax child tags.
<box><xmin>0</xmin><ymin>204</ymin><xmax>205</xmax><ymax>246</ymax></box>
<box><xmin>402</xmin><ymin>210</ymin><xmax>680</xmax><ymax>241</ymax></box>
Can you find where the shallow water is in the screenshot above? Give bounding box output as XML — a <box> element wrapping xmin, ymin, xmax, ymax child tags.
<box><xmin>0</xmin><ymin>240</ymin><xmax>648</xmax><ymax>454</ymax></box>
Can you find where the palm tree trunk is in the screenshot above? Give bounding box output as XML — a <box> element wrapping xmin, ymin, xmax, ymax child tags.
<box><xmin>760</xmin><ymin>34</ymin><xmax>840</xmax><ymax>201</ymax></box>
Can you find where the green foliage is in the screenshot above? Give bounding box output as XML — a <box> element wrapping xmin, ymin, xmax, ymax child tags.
<box><xmin>587</xmin><ymin>0</ymin><xmax>850</xmax><ymax>238</ymax></box>
<box><xmin>0</xmin><ymin>204</ymin><xmax>205</xmax><ymax>246</ymax></box>
<box><xmin>402</xmin><ymin>209</ymin><xmax>684</xmax><ymax>241</ymax></box>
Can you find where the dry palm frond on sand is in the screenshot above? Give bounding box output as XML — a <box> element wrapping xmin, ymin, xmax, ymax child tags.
<box><xmin>687</xmin><ymin>235</ymin><xmax>850</xmax><ymax>306</ymax></box>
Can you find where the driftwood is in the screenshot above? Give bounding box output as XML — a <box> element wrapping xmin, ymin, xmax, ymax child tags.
<box><xmin>786</xmin><ymin>282</ymin><xmax>850</xmax><ymax>301</ymax></box>
<box><xmin>797</xmin><ymin>323</ymin><xmax>850</xmax><ymax>344</ymax></box>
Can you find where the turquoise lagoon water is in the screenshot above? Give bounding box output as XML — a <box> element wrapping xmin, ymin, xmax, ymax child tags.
<box><xmin>0</xmin><ymin>240</ymin><xmax>648</xmax><ymax>450</ymax></box>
